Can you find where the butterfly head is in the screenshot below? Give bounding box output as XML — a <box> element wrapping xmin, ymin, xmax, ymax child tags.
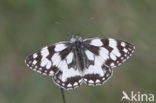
<box><xmin>70</xmin><ymin>34</ymin><xmax>83</xmax><ymax>42</ymax></box>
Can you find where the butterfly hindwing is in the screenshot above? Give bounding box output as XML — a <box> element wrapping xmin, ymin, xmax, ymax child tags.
<box><xmin>52</xmin><ymin>47</ymin><xmax>83</xmax><ymax>90</ymax></box>
<box><xmin>53</xmin><ymin>54</ymin><xmax>83</xmax><ymax>90</ymax></box>
<box><xmin>83</xmin><ymin>53</ymin><xmax>112</xmax><ymax>85</ymax></box>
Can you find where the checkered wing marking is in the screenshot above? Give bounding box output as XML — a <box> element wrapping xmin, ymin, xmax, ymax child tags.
<box><xmin>83</xmin><ymin>52</ymin><xmax>113</xmax><ymax>85</ymax></box>
<box><xmin>25</xmin><ymin>41</ymin><xmax>82</xmax><ymax>90</ymax></box>
<box><xmin>53</xmin><ymin>53</ymin><xmax>83</xmax><ymax>90</ymax></box>
<box><xmin>25</xmin><ymin>41</ymin><xmax>70</xmax><ymax>76</ymax></box>
<box><xmin>84</xmin><ymin>38</ymin><xmax>135</xmax><ymax>68</ymax></box>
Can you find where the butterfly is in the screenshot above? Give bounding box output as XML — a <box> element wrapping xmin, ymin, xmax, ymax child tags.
<box><xmin>25</xmin><ymin>35</ymin><xmax>135</xmax><ymax>90</ymax></box>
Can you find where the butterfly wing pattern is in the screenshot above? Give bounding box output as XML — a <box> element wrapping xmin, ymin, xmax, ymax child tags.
<box><xmin>84</xmin><ymin>38</ymin><xmax>135</xmax><ymax>68</ymax></box>
<box><xmin>83</xmin><ymin>38</ymin><xmax>135</xmax><ymax>85</ymax></box>
<box><xmin>25</xmin><ymin>35</ymin><xmax>135</xmax><ymax>90</ymax></box>
<box><xmin>25</xmin><ymin>41</ymin><xmax>83</xmax><ymax>90</ymax></box>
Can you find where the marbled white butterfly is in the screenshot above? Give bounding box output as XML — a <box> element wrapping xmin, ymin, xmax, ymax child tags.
<box><xmin>25</xmin><ymin>35</ymin><xmax>135</xmax><ymax>90</ymax></box>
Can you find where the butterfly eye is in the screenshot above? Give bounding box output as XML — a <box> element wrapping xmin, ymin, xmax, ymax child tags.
<box><xmin>70</xmin><ymin>37</ymin><xmax>76</xmax><ymax>42</ymax></box>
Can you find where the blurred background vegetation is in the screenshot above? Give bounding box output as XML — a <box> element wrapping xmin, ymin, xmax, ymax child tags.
<box><xmin>0</xmin><ymin>0</ymin><xmax>156</xmax><ymax>103</ymax></box>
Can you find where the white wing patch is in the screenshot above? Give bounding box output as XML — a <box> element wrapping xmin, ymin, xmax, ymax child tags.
<box><xmin>41</xmin><ymin>47</ymin><xmax>49</xmax><ymax>57</ymax></box>
<box><xmin>99</xmin><ymin>47</ymin><xmax>109</xmax><ymax>61</ymax></box>
<box><xmin>51</xmin><ymin>53</ymin><xmax>61</xmax><ymax>66</ymax></box>
<box><xmin>110</xmin><ymin>53</ymin><xmax>117</xmax><ymax>61</ymax></box>
<box><xmin>39</xmin><ymin>47</ymin><xmax>52</xmax><ymax>70</ymax></box>
<box><xmin>90</xmin><ymin>39</ymin><xmax>103</xmax><ymax>46</ymax></box>
<box><xmin>55</xmin><ymin>43</ymin><xmax>67</xmax><ymax>52</ymax></box>
<box><xmin>33</xmin><ymin>53</ymin><xmax>38</xmax><ymax>58</ymax></box>
<box><xmin>32</xmin><ymin>60</ymin><xmax>37</xmax><ymax>65</ymax></box>
<box><xmin>66</xmin><ymin>52</ymin><xmax>73</xmax><ymax>64</ymax></box>
<box><xmin>109</xmin><ymin>38</ymin><xmax>121</xmax><ymax>58</ymax></box>
<box><xmin>85</xmin><ymin>50</ymin><xmax>94</xmax><ymax>60</ymax></box>
<box><xmin>123</xmin><ymin>48</ymin><xmax>128</xmax><ymax>53</ymax></box>
<box><xmin>121</xmin><ymin>42</ymin><xmax>126</xmax><ymax>47</ymax></box>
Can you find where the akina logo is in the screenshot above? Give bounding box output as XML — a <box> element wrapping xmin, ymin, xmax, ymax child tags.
<box><xmin>121</xmin><ymin>91</ymin><xmax>154</xmax><ymax>102</ymax></box>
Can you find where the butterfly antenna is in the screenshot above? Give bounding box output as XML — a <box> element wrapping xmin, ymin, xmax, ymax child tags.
<box><xmin>60</xmin><ymin>88</ymin><xmax>66</xmax><ymax>103</ymax></box>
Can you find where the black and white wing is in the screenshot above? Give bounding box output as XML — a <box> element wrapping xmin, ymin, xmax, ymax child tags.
<box><xmin>83</xmin><ymin>38</ymin><xmax>135</xmax><ymax>85</ymax></box>
<box><xmin>25</xmin><ymin>42</ymin><xmax>82</xmax><ymax>90</ymax></box>
<box><xmin>25</xmin><ymin>37</ymin><xmax>135</xmax><ymax>89</ymax></box>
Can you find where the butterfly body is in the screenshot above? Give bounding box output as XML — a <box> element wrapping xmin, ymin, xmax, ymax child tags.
<box><xmin>25</xmin><ymin>35</ymin><xmax>135</xmax><ymax>90</ymax></box>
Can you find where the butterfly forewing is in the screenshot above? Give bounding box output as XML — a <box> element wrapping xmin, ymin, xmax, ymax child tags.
<box><xmin>25</xmin><ymin>41</ymin><xmax>72</xmax><ymax>75</ymax></box>
<box><xmin>84</xmin><ymin>38</ymin><xmax>135</xmax><ymax>68</ymax></box>
<box><xmin>25</xmin><ymin>45</ymin><xmax>56</xmax><ymax>76</ymax></box>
